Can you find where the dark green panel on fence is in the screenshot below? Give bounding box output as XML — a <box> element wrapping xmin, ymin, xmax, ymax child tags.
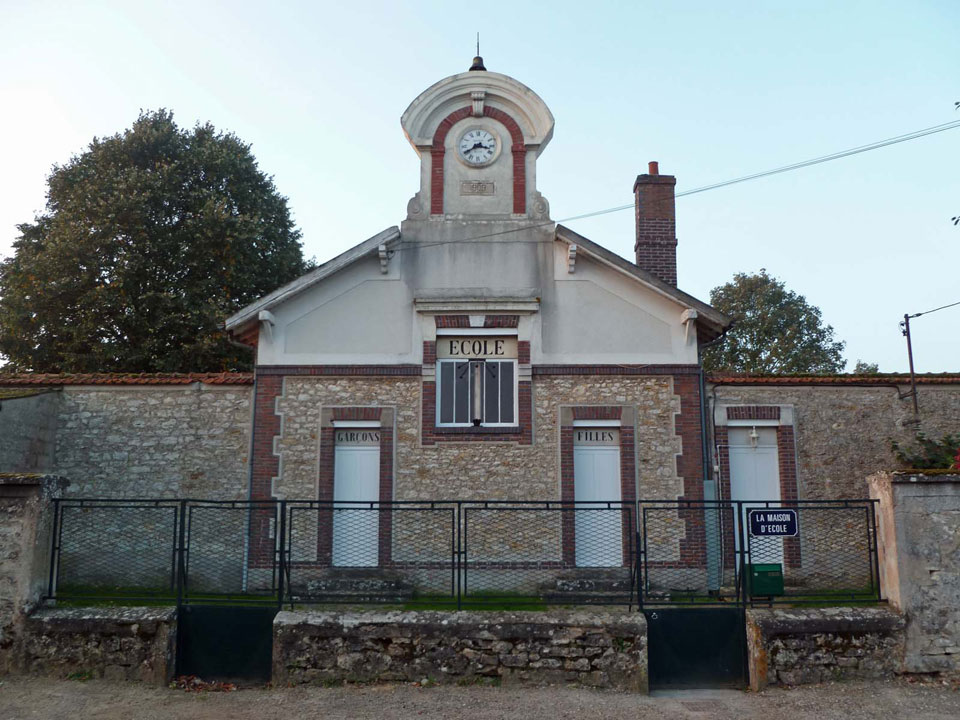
<box><xmin>645</xmin><ymin>607</ymin><xmax>746</xmax><ymax>689</ymax></box>
<box><xmin>176</xmin><ymin>605</ymin><xmax>276</xmax><ymax>682</ymax></box>
<box><xmin>747</xmin><ymin>563</ymin><xmax>784</xmax><ymax>597</ymax></box>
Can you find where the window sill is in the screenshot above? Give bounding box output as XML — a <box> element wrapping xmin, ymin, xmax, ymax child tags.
<box><xmin>432</xmin><ymin>426</ymin><xmax>522</xmax><ymax>436</ymax></box>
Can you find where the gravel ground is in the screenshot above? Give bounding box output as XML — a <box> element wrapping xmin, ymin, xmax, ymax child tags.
<box><xmin>0</xmin><ymin>676</ymin><xmax>958</xmax><ymax>720</ymax></box>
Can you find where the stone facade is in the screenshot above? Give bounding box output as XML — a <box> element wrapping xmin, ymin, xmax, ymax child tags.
<box><xmin>0</xmin><ymin>391</ymin><xmax>58</xmax><ymax>472</ymax></box>
<box><xmin>711</xmin><ymin>382</ymin><xmax>960</xmax><ymax>499</ymax></box>
<box><xmin>0</xmin><ymin>475</ymin><xmax>65</xmax><ymax>674</ymax></box>
<box><xmin>273</xmin><ymin>609</ymin><xmax>647</xmax><ymax>691</ymax></box>
<box><xmin>869</xmin><ymin>472</ymin><xmax>960</xmax><ymax>673</ymax></box>
<box><xmin>746</xmin><ymin>607</ymin><xmax>905</xmax><ymax>690</ymax></box>
<box><xmin>20</xmin><ymin>606</ymin><xmax>176</xmax><ymax>684</ymax></box>
<box><xmin>273</xmin><ymin>374</ymin><xmax>684</xmax><ymax>502</ymax></box>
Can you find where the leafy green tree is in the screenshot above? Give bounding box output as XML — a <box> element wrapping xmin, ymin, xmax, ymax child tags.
<box><xmin>0</xmin><ymin>110</ymin><xmax>310</xmax><ymax>372</ymax></box>
<box><xmin>853</xmin><ymin>360</ymin><xmax>880</xmax><ymax>374</ymax></box>
<box><xmin>702</xmin><ymin>269</ymin><xmax>846</xmax><ymax>374</ymax></box>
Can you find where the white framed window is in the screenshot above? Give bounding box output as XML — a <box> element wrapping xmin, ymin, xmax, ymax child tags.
<box><xmin>436</xmin><ymin>359</ymin><xmax>518</xmax><ymax>427</ymax></box>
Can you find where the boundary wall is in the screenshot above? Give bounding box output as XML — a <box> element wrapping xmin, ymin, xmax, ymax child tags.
<box><xmin>869</xmin><ymin>472</ymin><xmax>960</xmax><ymax>673</ymax></box>
<box><xmin>273</xmin><ymin>609</ymin><xmax>647</xmax><ymax>691</ymax></box>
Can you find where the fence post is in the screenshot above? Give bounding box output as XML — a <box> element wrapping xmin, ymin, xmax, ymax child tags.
<box><xmin>736</xmin><ymin>501</ymin><xmax>748</xmax><ymax>605</ymax></box>
<box><xmin>176</xmin><ymin>500</ymin><xmax>187</xmax><ymax>608</ymax></box>
<box><xmin>456</xmin><ymin>502</ymin><xmax>462</xmax><ymax>611</ymax></box>
<box><xmin>868</xmin><ymin>501</ymin><xmax>882</xmax><ymax>602</ymax></box>
<box><xmin>45</xmin><ymin>497</ymin><xmax>61</xmax><ymax>600</ymax></box>
<box><xmin>277</xmin><ymin>500</ymin><xmax>286</xmax><ymax>610</ymax></box>
<box><xmin>634</xmin><ymin>508</ymin><xmax>643</xmax><ymax>612</ymax></box>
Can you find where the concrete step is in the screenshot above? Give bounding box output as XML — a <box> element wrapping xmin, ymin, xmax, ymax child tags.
<box><xmin>550</xmin><ymin>570</ymin><xmax>636</xmax><ymax>594</ymax></box>
<box><xmin>541</xmin><ymin>590</ymin><xmax>635</xmax><ymax>605</ymax></box>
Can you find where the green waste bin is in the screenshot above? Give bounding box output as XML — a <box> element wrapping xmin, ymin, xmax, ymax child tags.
<box><xmin>747</xmin><ymin>563</ymin><xmax>784</xmax><ymax>597</ymax></box>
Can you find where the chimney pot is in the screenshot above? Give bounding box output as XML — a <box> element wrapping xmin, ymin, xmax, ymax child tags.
<box><xmin>648</xmin><ymin>161</ymin><xmax>659</xmax><ymax>175</ymax></box>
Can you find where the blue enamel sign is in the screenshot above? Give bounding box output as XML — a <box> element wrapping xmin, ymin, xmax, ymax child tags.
<box><xmin>748</xmin><ymin>509</ymin><xmax>799</xmax><ymax>537</ymax></box>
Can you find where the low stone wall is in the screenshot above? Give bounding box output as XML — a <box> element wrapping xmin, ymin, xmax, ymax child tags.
<box><xmin>20</xmin><ymin>606</ymin><xmax>176</xmax><ymax>684</ymax></box>
<box><xmin>746</xmin><ymin>607</ymin><xmax>905</xmax><ymax>690</ymax></box>
<box><xmin>273</xmin><ymin>609</ymin><xmax>648</xmax><ymax>692</ymax></box>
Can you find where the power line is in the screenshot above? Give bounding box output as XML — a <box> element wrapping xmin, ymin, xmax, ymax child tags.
<box><xmin>676</xmin><ymin>119</ymin><xmax>960</xmax><ymax>198</ymax></box>
<box><xmin>391</xmin><ymin>118</ymin><xmax>960</xmax><ymax>253</ymax></box>
<box><xmin>908</xmin><ymin>299</ymin><xmax>960</xmax><ymax>320</ymax></box>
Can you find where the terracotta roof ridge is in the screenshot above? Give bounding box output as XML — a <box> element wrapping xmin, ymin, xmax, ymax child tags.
<box><xmin>707</xmin><ymin>372</ymin><xmax>960</xmax><ymax>385</ymax></box>
<box><xmin>0</xmin><ymin>372</ymin><xmax>254</xmax><ymax>386</ymax></box>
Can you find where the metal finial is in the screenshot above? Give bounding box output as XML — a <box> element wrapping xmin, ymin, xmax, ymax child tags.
<box><xmin>469</xmin><ymin>33</ymin><xmax>486</xmax><ymax>71</ymax></box>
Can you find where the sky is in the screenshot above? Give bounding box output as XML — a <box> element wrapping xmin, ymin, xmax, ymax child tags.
<box><xmin>2</xmin><ymin>0</ymin><xmax>958</xmax><ymax>372</ymax></box>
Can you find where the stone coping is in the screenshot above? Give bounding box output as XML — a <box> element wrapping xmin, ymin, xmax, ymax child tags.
<box><xmin>276</xmin><ymin>609</ymin><xmax>645</xmax><ymax>634</ymax></box>
<box><xmin>747</xmin><ymin>607</ymin><xmax>904</xmax><ymax>636</ymax></box>
<box><xmin>28</xmin><ymin>606</ymin><xmax>176</xmax><ymax>634</ymax></box>
<box><xmin>0</xmin><ymin>473</ymin><xmax>68</xmax><ymax>486</ymax></box>
<box><xmin>0</xmin><ymin>474</ymin><xmax>68</xmax><ymax>498</ymax></box>
<box><xmin>890</xmin><ymin>472</ymin><xmax>960</xmax><ymax>484</ymax></box>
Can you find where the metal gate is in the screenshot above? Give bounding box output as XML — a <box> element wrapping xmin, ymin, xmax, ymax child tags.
<box><xmin>638</xmin><ymin>500</ymin><xmax>746</xmax><ymax>688</ymax></box>
<box><xmin>645</xmin><ymin>607</ymin><xmax>745</xmax><ymax>688</ymax></box>
<box><xmin>176</xmin><ymin>605</ymin><xmax>276</xmax><ymax>681</ymax></box>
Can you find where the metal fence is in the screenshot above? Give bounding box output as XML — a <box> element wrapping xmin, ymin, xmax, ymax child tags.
<box><xmin>46</xmin><ymin>497</ymin><xmax>880</xmax><ymax>609</ymax></box>
<box><xmin>636</xmin><ymin>499</ymin><xmax>881</xmax><ymax>606</ymax></box>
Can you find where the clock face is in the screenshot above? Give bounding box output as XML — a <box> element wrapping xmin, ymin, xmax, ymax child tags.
<box><xmin>458</xmin><ymin>128</ymin><xmax>497</xmax><ymax>166</ymax></box>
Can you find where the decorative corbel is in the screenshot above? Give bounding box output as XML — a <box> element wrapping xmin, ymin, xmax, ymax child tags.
<box><xmin>567</xmin><ymin>244</ymin><xmax>577</xmax><ymax>273</ymax></box>
<box><xmin>471</xmin><ymin>91</ymin><xmax>486</xmax><ymax>118</ymax></box>
<box><xmin>258</xmin><ymin>310</ymin><xmax>276</xmax><ymax>342</ymax></box>
<box><xmin>681</xmin><ymin>309</ymin><xmax>698</xmax><ymax>342</ymax></box>
<box><xmin>379</xmin><ymin>244</ymin><xmax>389</xmax><ymax>274</ymax></box>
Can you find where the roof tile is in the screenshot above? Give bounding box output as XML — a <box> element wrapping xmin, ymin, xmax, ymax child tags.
<box><xmin>0</xmin><ymin>372</ymin><xmax>253</xmax><ymax>386</ymax></box>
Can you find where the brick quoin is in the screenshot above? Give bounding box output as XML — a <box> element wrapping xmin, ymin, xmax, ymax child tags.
<box><xmin>672</xmin><ymin>375</ymin><xmax>707</xmax><ymax>566</ymax></box>
<box><xmin>249</xmin><ymin>373</ymin><xmax>283</xmax><ymax>567</ymax></box>
<box><xmin>423</xmin><ymin>341</ymin><xmax>436</xmax><ymax>365</ymax></box>
<box><xmin>430</xmin><ymin>106</ymin><xmax>527</xmax><ymax>215</ymax></box>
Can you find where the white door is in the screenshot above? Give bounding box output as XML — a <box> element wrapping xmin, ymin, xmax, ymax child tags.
<box><xmin>573</xmin><ymin>446</ymin><xmax>623</xmax><ymax>567</ymax></box>
<box><xmin>728</xmin><ymin>427</ymin><xmax>782</xmax><ymax>563</ymax></box>
<box><xmin>332</xmin><ymin>445</ymin><xmax>380</xmax><ymax>567</ymax></box>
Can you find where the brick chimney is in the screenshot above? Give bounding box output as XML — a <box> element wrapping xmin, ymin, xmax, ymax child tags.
<box><xmin>633</xmin><ymin>161</ymin><xmax>677</xmax><ymax>286</ymax></box>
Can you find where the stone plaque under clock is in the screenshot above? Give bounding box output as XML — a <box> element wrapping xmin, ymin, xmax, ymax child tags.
<box><xmin>460</xmin><ymin>181</ymin><xmax>495</xmax><ymax>196</ymax></box>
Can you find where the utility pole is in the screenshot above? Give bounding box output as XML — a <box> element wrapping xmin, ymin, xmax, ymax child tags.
<box><xmin>898</xmin><ymin>300</ymin><xmax>960</xmax><ymax>422</ymax></box>
<box><xmin>899</xmin><ymin>313</ymin><xmax>920</xmax><ymax>418</ymax></box>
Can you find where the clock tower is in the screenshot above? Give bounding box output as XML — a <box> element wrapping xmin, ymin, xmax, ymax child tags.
<box><xmin>400</xmin><ymin>57</ymin><xmax>555</xmax><ymax>224</ymax></box>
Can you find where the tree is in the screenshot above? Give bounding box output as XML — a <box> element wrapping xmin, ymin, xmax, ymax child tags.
<box><xmin>0</xmin><ymin>110</ymin><xmax>311</xmax><ymax>373</ymax></box>
<box><xmin>853</xmin><ymin>360</ymin><xmax>880</xmax><ymax>374</ymax></box>
<box><xmin>702</xmin><ymin>269</ymin><xmax>846</xmax><ymax>374</ymax></box>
